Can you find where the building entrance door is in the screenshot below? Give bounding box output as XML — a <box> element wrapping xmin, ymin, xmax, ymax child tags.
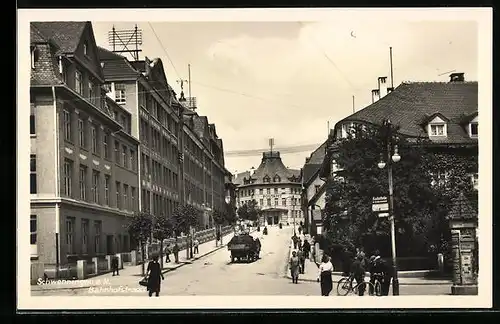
<box><xmin>106</xmin><ymin>235</ymin><xmax>114</xmax><ymax>255</ymax></box>
<box><xmin>273</xmin><ymin>215</ymin><xmax>279</xmax><ymax>225</ymax></box>
<box><xmin>267</xmin><ymin>216</ymin><xmax>273</xmax><ymax>225</ymax></box>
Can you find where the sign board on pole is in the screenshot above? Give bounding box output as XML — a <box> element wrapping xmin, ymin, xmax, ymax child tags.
<box><xmin>372</xmin><ymin>196</ymin><xmax>389</xmax><ymax>212</ymax></box>
<box><xmin>378</xmin><ymin>212</ymin><xmax>389</xmax><ymax>218</ymax></box>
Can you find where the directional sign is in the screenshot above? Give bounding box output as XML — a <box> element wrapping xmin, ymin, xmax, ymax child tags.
<box><xmin>378</xmin><ymin>212</ymin><xmax>389</xmax><ymax>218</ymax></box>
<box><xmin>372</xmin><ymin>196</ymin><xmax>389</xmax><ymax>212</ymax></box>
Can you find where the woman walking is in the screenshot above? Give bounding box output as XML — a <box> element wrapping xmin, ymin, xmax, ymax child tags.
<box><xmin>289</xmin><ymin>251</ymin><xmax>300</xmax><ymax>284</ymax></box>
<box><xmin>146</xmin><ymin>255</ymin><xmax>164</xmax><ymax>297</ymax></box>
<box><xmin>317</xmin><ymin>254</ymin><xmax>334</xmax><ymax>296</ymax></box>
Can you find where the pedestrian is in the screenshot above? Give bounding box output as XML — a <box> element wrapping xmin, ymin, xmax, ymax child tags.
<box><xmin>298</xmin><ymin>238</ymin><xmax>302</xmax><ymax>250</ymax></box>
<box><xmin>216</xmin><ymin>230</ymin><xmax>221</xmax><ymax>247</ymax></box>
<box><xmin>317</xmin><ymin>254</ymin><xmax>334</xmax><ymax>296</ymax></box>
<box><xmin>351</xmin><ymin>254</ymin><xmax>366</xmax><ymax>296</ymax></box>
<box><xmin>302</xmin><ymin>239</ymin><xmax>311</xmax><ymax>260</ymax></box>
<box><xmin>289</xmin><ymin>251</ymin><xmax>300</xmax><ymax>284</ymax></box>
<box><xmin>111</xmin><ymin>255</ymin><xmax>120</xmax><ymax>276</ymax></box>
<box><xmin>298</xmin><ymin>226</ymin><xmax>302</xmax><ymax>235</ymax></box>
<box><xmin>193</xmin><ymin>238</ymin><xmax>199</xmax><ymax>254</ymax></box>
<box><xmin>298</xmin><ymin>248</ymin><xmax>306</xmax><ymax>274</ymax></box>
<box><xmin>164</xmin><ymin>244</ymin><xmax>171</xmax><ymax>263</ymax></box>
<box><xmin>173</xmin><ymin>242</ymin><xmax>180</xmax><ymax>263</ymax></box>
<box><xmin>146</xmin><ymin>255</ymin><xmax>164</xmax><ymax>297</ymax></box>
<box><xmin>292</xmin><ymin>234</ymin><xmax>298</xmax><ymax>249</ymax></box>
<box><xmin>368</xmin><ymin>250</ymin><xmax>378</xmax><ymax>295</ymax></box>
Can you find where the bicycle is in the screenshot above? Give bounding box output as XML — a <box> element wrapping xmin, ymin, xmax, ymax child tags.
<box><xmin>336</xmin><ymin>274</ymin><xmax>380</xmax><ymax>296</ymax></box>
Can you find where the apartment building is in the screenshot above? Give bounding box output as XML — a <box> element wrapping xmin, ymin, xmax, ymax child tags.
<box><xmin>233</xmin><ymin>151</ymin><xmax>302</xmax><ymax>226</ymax></box>
<box><xmin>30</xmin><ymin>22</ymin><xmax>139</xmax><ymax>269</ymax></box>
<box><xmin>98</xmin><ymin>46</ymin><xmax>231</xmax><ymax>230</ymax></box>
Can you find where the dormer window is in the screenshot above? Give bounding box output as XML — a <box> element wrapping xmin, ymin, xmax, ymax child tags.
<box><xmin>263</xmin><ymin>176</ymin><xmax>271</xmax><ymax>183</ymax></box>
<box><xmin>426</xmin><ymin>114</ymin><xmax>448</xmax><ymax>138</ymax></box>
<box><xmin>83</xmin><ymin>41</ymin><xmax>88</xmax><ymax>56</ymax></box>
<box><xmin>468</xmin><ymin>115</ymin><xmax>478</xmax><ymax>138</ymax></box>
<box><xmin>273</xmin><ymin>175</ymin><xmax>281</xmax><ymax>182</ymax></box>
<box><xmin>30</xmin><ymin>46</ymin><xmax>39</xmax><ymax>69</ymax></box>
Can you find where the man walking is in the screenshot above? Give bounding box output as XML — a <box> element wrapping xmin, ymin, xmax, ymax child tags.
<box><xmin>193</xmin><ymin>238</ymin><xmax>199</xmax><ymax>254</ymax></box>
<box><xmin>292</xmin><ymin>234</ymin><xmax>299</xmax><ymax>249</ymax></box>
<box><xmin>173</xmin><ymin>242</ymin><xmax>180</xmax><ymax>263</ymax></box>
<box><xmin>302</xmin><ymin>239</ymin><xmax>311</xmax><ymax>260</ymax></box>
<box><xmin>111</xmin><ymin>255</ymin><xmax>120</xmax><ymax>276</ymax></box>
<box><xmin>298</xmin><ymin>248</ymin><xmax>306</xmax><ymax>274</ymax></box>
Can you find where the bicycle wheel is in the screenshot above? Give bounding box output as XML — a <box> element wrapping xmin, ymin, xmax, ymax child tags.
<box><xmin>374</xmin><ymin>280</ymin><xmax>382</xmax><ymax>296</ymax></box>
<box><xmin>336</xmin><ymin>277</ymin><xmax>352</xmax><ymax>296</ymax></box>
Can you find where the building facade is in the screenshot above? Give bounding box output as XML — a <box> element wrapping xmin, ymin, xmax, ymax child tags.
<box><xmin>98</xmin><ymin>45</ymin><xmax>231</xmax><ymax>231</ymax></box>
<box><xmin>319</xmin><ymin>73</ymin><xmax>478</xmax><ymax>231</ymax></box>
<box><xmin>233</xmin><ymin>151</ymin><xmax>302</xmax><ymax>226</ymax></box>
<box><xmin>300</xmin><ymin>141</ymin><xmax>327</xmax><ymax>235</ymax></box>
<box><xmin>30</xmin><ymin>22</ymin><xmax>140</xmax><ymax>270</ymax></box>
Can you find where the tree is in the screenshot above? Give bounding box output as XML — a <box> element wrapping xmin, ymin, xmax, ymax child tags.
<box><xmin>237</xmin><ymin>199</ymin><xmax>261</xmax><ymax>222</ymax></box>
<box><xmin>323</xmin><ymin>122</ymin><xmax>477</xmax><ymax>262</ymax></box>
<box><xmin>211</xmin><ymin>209</ymin><xmax>225</xmax><ymax>226</ymax></box>
<box><xmin>172</xmin><ymin>204</ymin><xmax>201</xmax><ymax>236</ymax></box>
<box><xmin>126</xmin><ymin>212</ymin><xmax>153</xmax><ymax>276</ymax></box>
<box><xmin>152</xmin><ymin>214</ymin><xmax>175</xmax><ymax>269</ymax></box>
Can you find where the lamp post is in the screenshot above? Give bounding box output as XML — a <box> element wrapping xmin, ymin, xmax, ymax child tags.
<box><xmin>377</xmin><ymin>118</ymin><xmax>401</xmax><ymax>296</ymax></box>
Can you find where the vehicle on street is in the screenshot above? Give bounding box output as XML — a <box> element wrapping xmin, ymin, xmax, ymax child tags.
<box><xmin>228</xmin><ymin>233</ymin><xmax>260</xmax><ymax>263</ymax></box>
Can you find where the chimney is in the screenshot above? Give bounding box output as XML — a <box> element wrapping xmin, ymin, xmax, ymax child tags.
<box><xmin>250</xmin><ymin>167</ymin><xmax>255</xmax><ymax>177</ymax></box>
<box><xmin>378</xmin><ymin>76</ymin><xmax>388</xmax><ymax>98</ymax></box>
<box><xmin>371</xmin><ymin>89</ymin><xmax>380</xmax><ymax>103</ymax></box>
<box><xmin>450</xmin><ymin>72</ymin><xmax>465</xmax><ymax>82</ymax></box>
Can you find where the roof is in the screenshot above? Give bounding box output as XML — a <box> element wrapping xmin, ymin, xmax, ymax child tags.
<box><xmin>30</xmin><ymin>24</ymin><xmax>50</xmax><ymax>44</ymax></box>
<box><xmin>447</xmin><ymin>192</ymin><xmax>478</xmax><ymax>221</ymax></box>
<box><xmin>336</xmin><ymin>81</ymin><xmax>478</xmax><ymax>145</ymax></box>
<box><xmin>302</xmin><ymin>141</ymin><xmax>327</xmax><ymax>186</ymax></box>
<box><xmin>233</xmin><ymin>171</ymin><xmax>251</xmax><ymax>186</ymax></box>
<box><xmin>98</xmin><ymin>47</ymin><xmax>139</xmax><ymax>80</ymax></box>
<box><xmin>234</xmin><ymin>151</ymin><xmax>301</xmax><ymax>187</ymax></box>
<box><xmin>31</xmin><ymin>21</ymin><xmax>87</xmax><ymax>55</ymax></box>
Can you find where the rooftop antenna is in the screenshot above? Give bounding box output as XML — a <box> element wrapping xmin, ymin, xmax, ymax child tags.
<box><xmin>176</xmin><ymin>78</ymin><xmax>188</xmax><ymax>101</ymax></box>
<box><xmin>352</xmin><ymin>95</ymin><xmax>355</xmax><ymax>113</ymax></box>
<box><xmin>108</xmin><ymin>24</ymin><xmax>143</xmax><ymax>61</ymax></box>
<box><xmin>438</xmin><ymin>69</ymin><xmax>456</xmax><ymax>76</ymax></box>
<box><xmin>269</xmin><ymin>138</ymin><xmax>275</xmax><ymax>154</ymax></box>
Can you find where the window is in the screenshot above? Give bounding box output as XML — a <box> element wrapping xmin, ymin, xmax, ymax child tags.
<box><xmin>266</xmin><ymin>188</ymin><xmax>270</xmax><ymax>194</ymax></box>
<box><xmin>88</xmin><ymin>81</ymin><xmax>95</xmax><ymax>104</ymax></box>
<box><xmin>131</xmin><ymin>187</ymin><xmax>136</xmax><ymax>211</ymax></box>
<box><xmin>30</xmin><ymin>215</ymin><xmax>37</xmax><ymax>245</ymax></box>
<box><xmin>92</xmin><ymin>170</ymin><xmax>100</xmax><ymax>204</ymax></box>
<box><xmin>63</xmin><ymin>159</ymin><xmax>73</xmax><ymax>197</ymax></box>
<box><xmin>267</xmin><ymin>198</ymin><xmax>271</xmax><ymax>206</ymax></box>
<box><xmin>75</xmin><ymin>70</ymin><xmax>83</xmax><ymax>95</ymax></box>
<box><xmin>260</xmin><ymin>199</ymin><xmax>263</xmax><ymax>206</ymax></box>
<box><xmin>94</xmin><ymin>221</ymin><xmax>101</xmax><ymax>254</ymax></box>
<box><xmin>78</xmin><ymin>119</ymin><xmax>85</xmax><ymax>147</ymax></box>
<box><xmin>282</xmin><ymin>198</ymin><xmax>286</xmax><ymax>206</ymax></box>
<box><xmin>429</xmin><ymin>124</ymin><xmax>446</xmax><ymax>137</ymax></box>
<box><xmin>121</xmin><ymin>115</ymin><xmax>127</xmax><ymax>132</ymax></box>
<box><xmin>79</xmin><ymin>165</ymin><xmax>87</xmax><ymax>200</ymax></box>
<box><xmin>65</xmin><ymin>218</ymin><xmax>75</xmax><ymax>254</ymax></box>
<box><xmin>30</xmin><ymin>104</ymin><xmax>36</xmax><ymax>135</ymax></box>
<box><xmin>31</xmin><ymin>47</ymin><xmax>39</xmax><ymax>69</ymax></box>
<box><xmin>103</xmin><ymin>133</ymin><xmax>109</xmax><ymax>159</ymax></box>
<box><xmin>274</xmin><ymin>198</ymin><xmax>278</xmax><ymax>206</ymax></box>
<box><xmin>63</xmin><ymin>110</ymin><xmax>71</xmax><ymax>141</ymax></box>
<box><xmin>122</xmin><ymin>145</ymin><xmax>127</xmax><ymax>167</ymax></box>
<box><xmin>470</xmin><ymin>122</ymin><xmax>478</xmax><ymax>138</ymax></box>
<box><xmin>123</xmin><ymin>184</ymin><xmax>129</xmax><ymax>210</ymax></box>
<box><xmin>315</xmin><ymin>185</ymin><xmax>321</xmax><ymax>193</ymax></box>
<box><xmin>91</xmin><ymin>125</ymin><xmax>98</xmax><ymax>154</ymax></box>
<box><xmin>104</xmin><ymin>175</ymin><xmax>110</xmax><ymax>206</ymax></box>
<box><xmin>130</xmin><ymin>149</ymin><xmax>135</xmax><ymax>171</ymax></box>
<box><xmin>115</xmin><ymin>83</ymin><xmax>126</xmax><ymax>104</ymax></box>
<box><xmin>274</xmin><ymin>188</ymin><xmax>278</xmax><ymax>194</ymax></box>
<box><xmin>116</xmin><ymin>182</ymin><xmax>121</xmax><ymax>209</ymax></box>
<box><xmin>30</xmin><ymin>154</ymin><xmax>37</xmax><ymax>194</ymax></box>
<box><xmin>83</xmin><ymin>41</ymin><xmax>88</xmax><ymax>56</ymax></box>
<box><xmin>115</xmin><ymin>140</ymin><xmax>120</xmax><ymax>163</ymax></box>
<box><xmin>81</xmin><ymin>219</ymin><xmax>89</xmax><ymax>254</ymax></box>
<box><xmin>471</xmin><ymin>173</ymin><xmax>478</xmax><ymax>190</ymax></box>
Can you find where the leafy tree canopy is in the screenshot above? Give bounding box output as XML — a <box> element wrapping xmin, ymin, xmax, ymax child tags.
<box><xmin>237</xmin><ymin>199</ymin><xmax>261</xmax><ymax>221</ymax></box>
<box><xmin>126</xmin><ymin>212</ymin><xmax>153</xmax><ymax>245</ymax></box>
<box><xmin>172</xmin><ymin>204</ymin><xmax>201</xmax><ymax>234</ymax></box>
<box><xmin>323</xmin><ymin>123</ymin><xmax>477</xmax><ymax>258</ymax></box>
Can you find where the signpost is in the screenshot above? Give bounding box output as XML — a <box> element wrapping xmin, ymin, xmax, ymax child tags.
<box><xmin>372</xmin><ymin>196</ymin><xmax>389</xmax><ymax>217</ymax></box>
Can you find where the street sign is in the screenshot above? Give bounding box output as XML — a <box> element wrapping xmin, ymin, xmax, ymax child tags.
<box><xmin>378</xmin><ymin>212</ymin><xmax>389</xmax><ymax>218</ymax></box>
<box><xmin>372</xmin><ymin>196</ymin><xmax>389</xmax><ymax>212</ymax></box>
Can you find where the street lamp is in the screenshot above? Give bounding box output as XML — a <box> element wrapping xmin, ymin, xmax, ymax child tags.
<box><xmin>377</xmin><ymin>118</ymin><xmax>401</xmax><ymax>296</ymax></box>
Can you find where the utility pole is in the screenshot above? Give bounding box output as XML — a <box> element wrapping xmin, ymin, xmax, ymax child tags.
<box><xmin>188</xmin><ymin>64</ymin><xmax>192</xmax><ymax>101</ymax></box>
<box><xmin>176</xmin><ymin>88</ymin><xmax>187</xmax><ymax>259</ymax></box>
<box><xmin>390</xmin><ymin>47</ymin><xmax>394</xmax><ymax>89</ymax></box>
<box><xmin>352</xmin><ymin>95</ymin><xmax>355</xmax><ymax>113</ymax></box>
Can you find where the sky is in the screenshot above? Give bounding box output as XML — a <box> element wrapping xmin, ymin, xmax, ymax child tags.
<box><xmin>91</xmin><ymin>19</ymin><xmax>478</xmax><ymax>174</ymax></box>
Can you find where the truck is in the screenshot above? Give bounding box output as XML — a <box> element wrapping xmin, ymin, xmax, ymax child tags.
<box><xmin>227</xmin><ymin>233</ymin><xmax>260</xmax><ymax>263</ymax></box>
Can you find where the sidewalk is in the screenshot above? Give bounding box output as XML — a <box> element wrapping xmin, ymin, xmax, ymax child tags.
<box><xmin>32</xmin><ymin>230</ymin><xmax>238</xmax><ymax>292</ymax></box>
<box><xmin>284</xmin><ymin>235</ymin><xmax>452</xmax><ymax>286</ymax></box>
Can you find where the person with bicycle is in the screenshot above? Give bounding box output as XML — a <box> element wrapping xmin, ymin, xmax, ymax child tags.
<box><xmin>350</xmin><ymin>254</ymin><xmax>366</xmax><ymax>296</ymax></box>
<box><xmin>368</xmin><ymin>250</ymin><xmax>381</xmax><ymax>295</ymax></box>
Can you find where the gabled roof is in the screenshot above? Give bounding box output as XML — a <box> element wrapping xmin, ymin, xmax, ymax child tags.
<box><xmin>98</xmin><ymin>46</ymin><xmax>140</xmax><ymax>80</ymax></box>
<box><xmin>336</xmin><ymin>81</ymin><xmax>478</xmax><ymax>144</ymax></box>
<box><xmin>309</xmin><ymin>182</ymin><xmax>327</xmax><ymax>206</ymax></box>
<box><xmin>238</xmin><ymin>151</ymin><xmax>301</xmax><ymax>186</ymax></box>
<box><xmin>31</xmin><ymin>21</ymin><xmax>87</xmax><ymax>55</ymax></box>
<box><xmin>302</xmin><ymin>141</ymin><xmax>327</xmax><ymax>186</ymax></box>
<box><xmin>420</xmin><ymin>112</ymin><xmax>450</xmax><ymax>125</ymax></box>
